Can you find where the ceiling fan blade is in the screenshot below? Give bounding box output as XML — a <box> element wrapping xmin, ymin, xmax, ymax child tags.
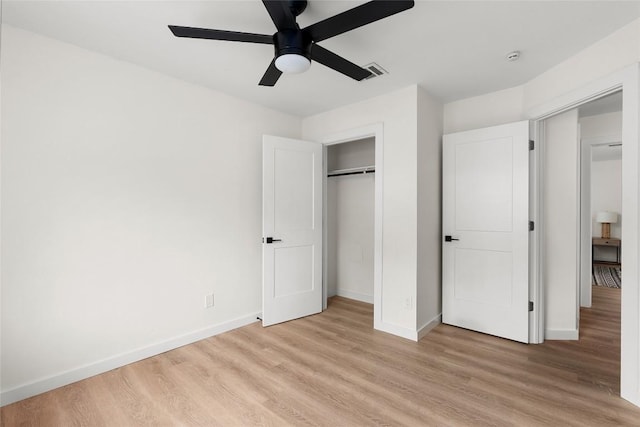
<box><xmin>303</xmin><ymin>0</ymin><xmax>414</xmax><ymax>43</ymax></box>
<box><xmin>262</xmin><ymin>0</ymin><xmax>298</xmax><ymax>31</ymax></box>
<box><xmin>259</xmin><ymin>59</ymin><xmax>283</xmax><ymax>86</ymax></box>
<box><xmin>168</xmin><ymin>25</ymin><xmax>273</xmax><ymax>44</ymax></box>
<box><xmin>311</xmin><ymin>44</ymin><xmax>372</xmax><ymax>81</ymax></box>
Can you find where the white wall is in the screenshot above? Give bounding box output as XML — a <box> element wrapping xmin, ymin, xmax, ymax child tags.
<box><xmin>580</xmin><ymin>111</ymin><xmax>623</xmax><ymax>139</ymax></box>
<box><xmin>328</xmin><ymin>174</ymin><xmax>375</xmax><ymax>303</ymax></box>
<box><xmin>543</xmin><ymin>109</ymin><xmax>580</xmax><ymax>339</ymax></box>
<box><xmin>417</xmin><ymin>86</ymin><xmax>444</xmax><ymax>333</ymax></box>
<box><xmin>592</xmin><ymin>160</ymin><xmax>623</xmax><ymax>242</ymax></box>
<box><xmin>303</xmin><ymin>85</ymin><xmax>443</xmax><ymax>339</ymax></box>
<box><xmin>443</xmin><ymin>86</ymin><xmax>524</xmax><ymax>134</ymax></box>
<box><xmin>327</xmin><ymin>137</ymin><xmax>375</xmax><ymax>170</ymax></box>
<box><xmin>1</xmin><ymin>26</ymin><xmax>301</xmax><ymax>403</ymax></box>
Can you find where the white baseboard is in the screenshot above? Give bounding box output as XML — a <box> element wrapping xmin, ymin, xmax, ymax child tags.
<box><xmin>374</xmin><ymin>320</ymin><xmax>419</xmax><ymax>341</ymax></box>
<box><xmin>545</xmin><ymin>328</ymin><xmax>579</xmax><ymax>340</ymax></box>
<box><xmin>417</xmin><ymin>313</ymin><xmax>442</xmax><ymax>340</ymax></box>
<box><xmin>336</xmin><ymin>289</ymin><xmax>374</xmax><ymax>304</ymax></box>
<box><xmin>1</xmin><ymin>312</ymin><xmax>260</xmax><ymax>407</ymax></box>
<box><xmin>373</xmin><ymin>314</ymin><xmax>443</xmax><ymax>342</ymax></box>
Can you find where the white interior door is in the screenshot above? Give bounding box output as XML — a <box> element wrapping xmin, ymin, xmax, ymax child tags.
<box><xmin>262</xmin><ymin>135</ymin><xmax>323</xmax><ymax>326</ymax></box>
<box><xmin>442</xmin><ymin>121</ymin><xmax>530</xmax><ymax>343</ymax></box>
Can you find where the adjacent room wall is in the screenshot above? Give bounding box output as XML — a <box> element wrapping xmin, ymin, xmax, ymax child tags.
<box><xmin>581</xmin><ymin>111</ymin><xmax>623</xmax><ymax>242</ymax></box>
<box><xmin>1</xmin><ymin>26</ymin><xmax>301</xmax><ymax>403</ymax></box>
<box><xmin>580</xmin><ymin>111</ymin><xmax>623</xmax><ymax>139</ymax></box>
<box><xmin>592</xmin><ymin>159</ymin><xmax>623</xmax><ymax>241</ymax></box>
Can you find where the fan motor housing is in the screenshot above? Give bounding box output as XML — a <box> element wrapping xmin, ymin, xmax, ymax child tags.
<box><xmin>288</xmin><ymin>0</ymin><xmax>308</xmax><ymax>17</ymax></box>
<box><xmin>274</xmin><ymin>30</ymin><xmax>312</xmax><ymax>60</ymax></box>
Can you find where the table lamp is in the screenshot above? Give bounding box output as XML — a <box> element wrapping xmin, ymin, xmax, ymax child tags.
<box><xmin>596</xmin><ymin>211</ymin><xmax>618</xmax><ymax>239</ymax></box>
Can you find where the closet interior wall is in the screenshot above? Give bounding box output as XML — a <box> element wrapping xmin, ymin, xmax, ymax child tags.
<box><xmin>327</xmin><ymin>138</ymin><xmax>375</xmax><ymax>303</ymax></box>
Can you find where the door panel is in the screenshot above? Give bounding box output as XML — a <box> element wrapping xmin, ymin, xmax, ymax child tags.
<box><xmin>442</xmin><ymin>121</ymin><xmax>530</xmax><ymax>343</ymax></box>
<box><xmin>274</xmin><ymin>148</ymin><xmax>315</xmax><ymax>231</ymax></box>
<box><xmin>273</xmin><ymin>245</ymin><xmax>314</xmax><ymax>297</ymax></box>
<box><xmin>455</xmin><ymin>138</ymin><xmax>514</xmax><ymax>232</ymax></box>
<box><xmin>263</xmin><ymin>135</ymin><xmax>322</xmax><ymax>326</ymax></box>
<box><xmin>454</xmin><ymin>249</ymin><xmax>512</xmax><ymax>307</ymax></box>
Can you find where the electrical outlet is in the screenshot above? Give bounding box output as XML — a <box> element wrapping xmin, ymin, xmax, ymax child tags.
<box><xmin>205</xmin><ymin>293</ymin><xmax>214</xmax><ymax>308</ymax></box>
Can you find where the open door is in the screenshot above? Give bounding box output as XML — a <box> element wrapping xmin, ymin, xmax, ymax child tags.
<box><xmin>262</xmin><ymin>135</ymin><xmax>323</xmax><ymax>326</ymax></box>
<box><xmin>442</xmin><ymin>121</ymin><xmax>530</xmax><ymax>343</ymax></box>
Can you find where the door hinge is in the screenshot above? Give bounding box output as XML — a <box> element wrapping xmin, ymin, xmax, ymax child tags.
<box><xmin>529</xmin><ymin>221</ymin><xmax>534</xmax><ymax>231</ymax></box>
<box><xmin>528</xmin><ymin>301</ymin><xmax>534</xmax><ymax>312</ymax></box>
<box><xmin>529</xmin><ymin>140</ymin><xmax>535</xmax><ymax>150</ymax></box>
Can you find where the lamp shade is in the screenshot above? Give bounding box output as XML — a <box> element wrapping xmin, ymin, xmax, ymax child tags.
<box><xmin>275</xmin><ymin>54</ymin><xmax>311</xmax><ymax>74</ymax></box>
<box><xmin>596</xmin><ymin>211</ymin><xmax>618</xmax><ymax>224</ymax></box>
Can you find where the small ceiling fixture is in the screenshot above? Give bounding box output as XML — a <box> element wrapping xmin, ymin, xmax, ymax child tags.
<box><xmin>506</xmin><ymin>51</ymin><xmax>520</xmax><ymax>62</ymax></box>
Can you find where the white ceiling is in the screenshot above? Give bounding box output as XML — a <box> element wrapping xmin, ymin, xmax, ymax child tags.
<box><xmin>4</xmin><ymin>1</ymin><xmax>640</xmax><ymax>117</ymax></box>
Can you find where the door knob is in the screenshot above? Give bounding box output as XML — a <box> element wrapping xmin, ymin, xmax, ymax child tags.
<box><xmin>444</xmin><ymin>235</ymin><xmax>459</xmax><ymax>242</ymax></box>
<box><xmin>264</xmin><ymin>237</ymin><xmax>282</xmax><ymax>244</ymax></box>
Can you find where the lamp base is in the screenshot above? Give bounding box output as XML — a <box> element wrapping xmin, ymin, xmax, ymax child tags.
<box><xmin>601</xmin><ymin>222</ymin><xmax>611</xmax><ymax>239</ymax></box>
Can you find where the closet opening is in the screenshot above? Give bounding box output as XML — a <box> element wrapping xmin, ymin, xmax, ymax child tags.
<box><xmin>325</xmin><ymin>137</ymin><xmax>376</xmax><ymax>309</ymax></box>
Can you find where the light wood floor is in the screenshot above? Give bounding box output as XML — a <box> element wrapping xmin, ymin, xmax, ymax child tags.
<box><xmin>3</xmin><ymin>286</ymin><xmax>640</xmax><ymax>426</ymax></box>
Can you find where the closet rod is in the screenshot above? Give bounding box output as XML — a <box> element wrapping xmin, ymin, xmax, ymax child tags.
<box><xmin>328</xmin><ymin>169</ymin><xmax>375</xmax><ymax>178</ymax></box>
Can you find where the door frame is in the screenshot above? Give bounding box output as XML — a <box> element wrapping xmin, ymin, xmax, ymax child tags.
<box><xmin>528</xmin><ymin>64</ymin><xmax>639</xmax><ymax>405</ymax></box>
<box><xmin>320</xmin><ymin>123</ymin><xmax>384</xmax><ymax>329</ymax></box>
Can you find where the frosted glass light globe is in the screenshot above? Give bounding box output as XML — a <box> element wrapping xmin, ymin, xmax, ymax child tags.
<box><xmin>275</xmin><ymin>54</ymin><xmax>311</xmax><ymax>74</ymax></box>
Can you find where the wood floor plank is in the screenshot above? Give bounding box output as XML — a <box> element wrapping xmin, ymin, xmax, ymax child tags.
<box><xmin>3</xmin><ymin>286</ymin><xmax>640</xmax><ymax>426</ymax></box>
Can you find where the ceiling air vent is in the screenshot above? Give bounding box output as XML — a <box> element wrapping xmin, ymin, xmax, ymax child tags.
<box><xmin>362</xmin><ymin>62</ymin><xmax>388</xmax><ymax>80</ymax></box>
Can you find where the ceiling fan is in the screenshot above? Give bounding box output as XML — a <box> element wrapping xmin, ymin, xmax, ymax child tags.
<box><xmin>168</xmin><ymin>0</ymin><xmax>415</xmax><ymax>86</ymax></box>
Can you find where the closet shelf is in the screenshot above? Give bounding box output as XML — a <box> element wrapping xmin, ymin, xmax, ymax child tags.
<box><xmin>327</xmin><ymin>165</ymin><xmax>375</xmax><ymax>177</ymax></box>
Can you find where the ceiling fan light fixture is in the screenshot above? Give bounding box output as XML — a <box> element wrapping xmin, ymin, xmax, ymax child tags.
<box><xmin>275</xmin><ymin>53</ymin><xmax>311</xmax><ymax>74</ymax></box>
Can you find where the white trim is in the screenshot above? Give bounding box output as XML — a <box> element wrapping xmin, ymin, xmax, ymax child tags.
<box><xmin>375</xmin><ymin>321</ymin><xmax>420</xmax><ymax>341</ymax></box>
<box><xmin>582</xmin><ymin>134</ymin><xmax>623</xmax><ymax>147</ymax></box>
<box><xmin>320</xmin><ymin>123</ymin><xmax>386</xmax><ymax>336</ymax></box>
<box><xmin>544</xmin><ymin>328</ymin><xmax>579</xmax><ymax>340</ymax></box>
<box><xmin>0</xmin><ymin>312</ymin><xmax>260</xmax><ymax>407</ymax></box>
<box><xmin>335</xmin><ymin>290</ymin><xmax>374</xmax><ymax>304</ymax></box>
<box><xmin>528</xmin><ymin>64</ymin><xmax>639</xmax><ymax>407</ymax></box>
<box><xmin>527</xmin><ymin>67</ymin><xmax>629</xmax><ymax>120</ymax></box>
<box><xmin>417</xmin><ymin>314</ymin><xmax>442</xmax><ymax>341</ymax></box>
<box><xmin>322</xmin><ymin>144</ymin><xmax>329</xmax><ymax>310</ymax></box>
<box><xmin>576</xmin><ymin>121</ymin><xmax>582</xmax><ymax>332</ymax></box>
<box><xmin>529</xmin><ymin>121</ymin><xmax>544</xmax><ymax>343</ymax></box>
<box><xmin>579</xmin><ymin>136</ymin><xmax>593</xmax><ymax>308</ymax></box>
